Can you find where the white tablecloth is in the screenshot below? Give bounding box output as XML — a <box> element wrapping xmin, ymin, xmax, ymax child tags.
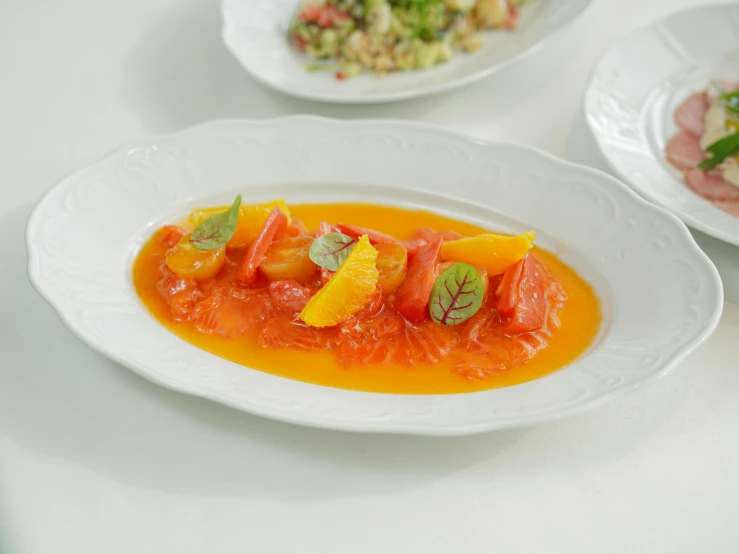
<box><xmin>2</xmin><ymin>0</ymin><xmax>738</xmax><ymax>552</ymax></box>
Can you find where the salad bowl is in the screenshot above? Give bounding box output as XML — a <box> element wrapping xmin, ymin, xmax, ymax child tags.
<box><xmin>221</xmin><ymin>0</ymin><xmax>595</xmax><ymax>103</ymax></box>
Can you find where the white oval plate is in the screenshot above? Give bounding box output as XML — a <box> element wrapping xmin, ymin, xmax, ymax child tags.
<box><xmin>221</xmin><ymin>0</ymin><xmax>594</xmax><ymax>104</ymax></box>
<box><xmin>585</xmin><ymin>3</ymin><xmax>739</xmax><ymax>247</ymax></box>
<box><xmin>27</xmin><ymin>118</ymin><xmax>722</xmax><ymax>435</ymax></box>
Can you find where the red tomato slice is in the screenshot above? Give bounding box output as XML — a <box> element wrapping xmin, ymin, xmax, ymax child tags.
<box><xmin>336</xmin><ymin>223</ymin><xmax>398</xmax><ymax>245</ymax></box>
<box><xmin>497</xmin><ymin>255</ymin><xmax>546</xmax><ymax>334</ymax></box>
<box><xmin>269</xmin><ymin>280</ymin><xmax>314</xmax><ymax>318</ymax></box>
<box><xmin>394</xmin><ymin>235</ymin><xmax>443</xmax><ymax>324</ymax></box>
<box><xmin>299</xmin><ymin>4</ymin><xmax>349</xmax><ymax>28</ymax></box>
<box><xmin>294</xmin><ymin>35</ymin><xmax>308</xmax><ymax>52</ymax></box>
<box><xmin>236</xmin><ymin>207</ymin><xmax>288</xmax><ymax>284</ymax></box>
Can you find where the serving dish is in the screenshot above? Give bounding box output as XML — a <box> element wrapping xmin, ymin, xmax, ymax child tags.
<box><xmin>585</xmin><ymin>2</ymin><xmax>739</xmax><ymax>246</ymax></box>
<box><xmin>27</xmin><ymin>117</ymin><xmax>723</xmax><ymax>435</ymax></box>
<box><xmin>221</xmin><ymin>0</ymin><xmax>594</xmax><ymax>103</ymax></box>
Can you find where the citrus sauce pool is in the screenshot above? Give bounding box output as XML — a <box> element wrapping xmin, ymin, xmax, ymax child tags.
<box><xmin>133</xmin><ymin>203</ymin><xmax>602</xmax><ymax>394</ymax></box>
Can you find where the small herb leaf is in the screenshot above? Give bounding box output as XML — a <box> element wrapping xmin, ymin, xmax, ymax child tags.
<box><xmin>698</xmin><ymin>132</ymin><xmax>739</xmax><ymax>170</ymax></box>
<box><xmin>190</xmin><ymin>195</ymin><xmax>241</xmax><ymax>251</ymax></box>
<box><xmin>309</xmin><ymin>232</ymin><xmax>356</xmax><ymax>271</ymax></box>
<box><xmin>719</xmin><ymin>89</ymin><xmax>739</xmax><ymax>115</ymax></box>
<box><xmin>428</xmin><ymin>262</ymin><xmax>484</xmax><ymax>326</ymax></box>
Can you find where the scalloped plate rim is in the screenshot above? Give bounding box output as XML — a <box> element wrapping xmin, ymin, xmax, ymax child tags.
<box><xmin>26</xmin><ymin>117</ymin><xmax>724</xmax><ymax>435</ymax></box>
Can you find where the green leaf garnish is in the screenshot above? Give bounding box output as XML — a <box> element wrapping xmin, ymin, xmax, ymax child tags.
<box><xmin>698</xmin><ymin>132</ymin><xmax>739</xmax><ymax>170</ymax></box>
<box><xmin>719</xmin><ymin>89</ymin><xmax>739</xmax><ymax>115</ymax></box>
<box><xmin>428</xmin><ymin>262</ymin><xmax>484</xmax><ymax>326</ymax></box>
<box><xmin>189</xmin><ymin>195</ymin><xmax>241</xmax><ymax>251</ymax></box>
<box><xmin>309</xmin><ymin>232</ymin><xmax>356</xmax><ymax>271</ymax></box>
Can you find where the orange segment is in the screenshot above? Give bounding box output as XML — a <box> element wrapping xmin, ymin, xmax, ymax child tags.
<box><xmin>298</xmin><ymin>235</ymin><xmax>379</xmax><ymax>328</ymax></box>
<box><xmin>188</xmin><ymin>199</ymin><xmax>291</xmax><ymax>248</ymax></box>
<box><xmin>440</xmin><ymin>231</ymin><xmax>535</xmax><ymax>276</ymax></box>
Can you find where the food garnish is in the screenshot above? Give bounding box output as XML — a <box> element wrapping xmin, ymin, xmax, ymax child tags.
<box><xmin>189</xmin><ymin>195</ymin><xmax>241</xmax><ymax>251</ymax></box>
<box><xmin>698</xmin><ymin>132</ymin><xmax>739</xmax><ymax>170</ymax></box>
<box><xmin>719</xmin><ymin>89</ymin><xmax>739</xmax><ymax>115</ymax></box>
<box><xmin>309</xmin><ymin>232</ymin><xmax>357</xmax><ymax>271</ymax></box>
<box><xmin>189</xmin><ymin>199</ymin><xmax>291</xmax><ymax>248</ymax></box>
<box><xmin>298</xmin><ymin>235</ymin><xmax>379</xmax><ymax>327</ymax></box>
<box><xmin>428</xmin><ymin>262</ymin><xmax>484</xmax><ymax>325</ymax></box>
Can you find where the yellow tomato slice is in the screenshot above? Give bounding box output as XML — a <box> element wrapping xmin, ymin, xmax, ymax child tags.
<box><xmin>440</xmin><ymin>231</ymin><xmax>535</xmax><ymax>276</ymax></box>
<box><xmin>188</xmin><ymin>199</ymin><xmax>291</xmax><ymax>249</ymax></box>
<box><xmin>298</xmin><ymin>235</ymin><xmax>379</xmax><ymax>328</ymax></box>
<box><xmin>165</xmin><ymin>233</ymin><xmax>226</xmax><ymax>280</ymax></box>
<box><xmin>260</xmin><ymin>236</ymin><xmax>317</xmax><ymax>285</ymax></box>
<box><xmin>375</xmin><ymin>242</ymin><xmax>408</xmax><ymax>294</ymax></box>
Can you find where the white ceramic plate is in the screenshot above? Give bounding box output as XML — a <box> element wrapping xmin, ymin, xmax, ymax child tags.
<box><xmin>221</xmin><ymin>0</ymin><xmax>593</xmax><ymax>103</ymax></box>
<box><xmin>585</xmin><ymin>2</ymin><xmax>739</xmax><ymax>246</ymax></box>
<box><xmin>27</xmin><ymin>118</ymin><xmax>722</xmax><ymax>435</ymax></box>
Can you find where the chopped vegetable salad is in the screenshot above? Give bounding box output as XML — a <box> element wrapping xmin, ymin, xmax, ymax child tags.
<box><xmin>290</xmin><ymin>0</ymin><xmax>529</xmax><ymax>79</ymax></box>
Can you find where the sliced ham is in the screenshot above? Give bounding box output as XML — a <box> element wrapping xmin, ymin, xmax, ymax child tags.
<box><xmin>666</xmin><ymin>130</ymin><xmax>706</xmax><ymax>170</ymax></box>
<box><xmin>674</xmin><ymin>92</ymin><xmax>708</xmax><ymax>137</ymax></box>
<box><xmin>684</xmin><ymin>169</ymin><xmax>739</xmax><ymax>202</ymax></box>
<box><xmin>715</xmin><ymin>200</ymin><xmax>739</xmax><ymax>216</ymax></box>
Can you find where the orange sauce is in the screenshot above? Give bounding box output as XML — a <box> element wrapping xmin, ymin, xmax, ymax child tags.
<box><xmin>133</xmin><ymin>203</ymin><xmax>602</xmax><ymax>394</ymax></box>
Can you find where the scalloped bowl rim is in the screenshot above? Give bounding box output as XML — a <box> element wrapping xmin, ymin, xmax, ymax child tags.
<box><xmin>26</xmin><ymin>117</ymin><xmax>724</xmax><ymax>435</ymax></box>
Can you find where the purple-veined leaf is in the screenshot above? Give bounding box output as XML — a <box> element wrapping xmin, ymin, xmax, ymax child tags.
<box><xmin>309</xmin><ymin>232</ymin><xmax>356</xmax><ymax>271</ymax></box>
<box><xmin>428</xmin><ymin>262</ymin><xmax>483</xmax><ymax>326</ymax></box>
<box><xmin>189</xmin><ymin>195</ymin><xmax>241</xmax><ymax>251</ymax></box>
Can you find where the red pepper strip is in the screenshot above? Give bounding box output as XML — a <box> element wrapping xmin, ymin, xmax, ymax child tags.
<box><xmin>236</xmin><ymin>208</ymin><xmax>288</xmax><ymax>284</ymax></box>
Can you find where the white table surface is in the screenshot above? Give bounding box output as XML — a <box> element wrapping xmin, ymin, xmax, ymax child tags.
<box><xmin>2</xmin><ymin>0</ymin><xmax>739</xmax><ymax>552</ymax></box>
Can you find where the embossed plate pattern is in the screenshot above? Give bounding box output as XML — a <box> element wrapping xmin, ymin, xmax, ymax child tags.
<box><xmin>221</xmin><ymin>0</ymin><xmax>594</xmax><ymax>103</ymax></box>
<box><xmin>585</xmin><ymin>2</ymin><xmax>739</xmax><ymax>246</ymax></box>
<box><xmin>26</xmin><ymin>118</ymin><xmax>722</xmax><ymax>435</ymax></box>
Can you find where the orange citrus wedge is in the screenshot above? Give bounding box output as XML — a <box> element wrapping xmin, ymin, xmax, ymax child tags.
<box><xmin>298</xmin><ymin>235</ymin><xmax>379</xmax><ymax>328</ymax></box>
<box><xmin>188</xmin><ymin>199</ymin><xmax>291</xmax><ymax>248</ymax></box>
<box><xmin>440</xmin><ymin>231</ymin><xmax>536</xmax><ymax>276</ymax></box>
